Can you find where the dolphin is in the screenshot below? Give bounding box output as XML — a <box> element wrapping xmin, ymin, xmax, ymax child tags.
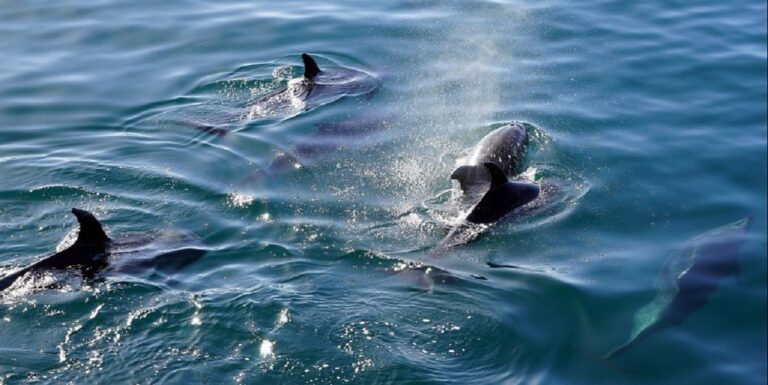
<box><xmin>0</xmin><ymin>209</ymin><xmax>110</xmax><ymax>291</ymax></box>
<box><xmin>451</xmin><ymin>122</ymin><xmax>530</xmax><ymax>197</ymax></box>
<box><xmin>130</xmin><ymin>54</ymin><xmax>378</xmax><ymax>137</ymax></box>
<box><xmin>273</xmin><ymin>116</ymin><xmax>392</xmax><ymax>168</ymax></box>
<box><xmin>464</xmin><ymin>162</ymin><xmax>541</xmax><ymax>224</ymax></box>
<box><xmin>247</xmin><ymin>53</ymin><xmax>378</xmax><ymax>120</ymax></box>
<box><xmin>436</xmin><ymin>162</ymin><xmax>540</xmax><ymax>251</ymax></box>
<box><xmin>0</xmin><ymin>208</ymin><xmax>205</xmax><ymax>293</ymax></box>
<box><xmin>242</xmin><ymin>115</ymin><xmax>392</xmax><ymax>182</ymax></box>
<box><xmin>605</xmin><ymin>217</ymin><xmax>752</xmax><ymax>359</ymax></box>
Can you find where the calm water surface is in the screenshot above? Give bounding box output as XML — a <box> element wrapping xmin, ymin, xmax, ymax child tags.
<box><xmin>0</xmin><ymin>0</ymin><xmax>766</xmax><ymax>384</ymax></box>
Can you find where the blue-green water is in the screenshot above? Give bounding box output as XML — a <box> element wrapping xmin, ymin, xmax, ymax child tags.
<box><xmin>1</xmin><ymin>0</ymin><xmax>766</xmax><ymax>384</ymax></box>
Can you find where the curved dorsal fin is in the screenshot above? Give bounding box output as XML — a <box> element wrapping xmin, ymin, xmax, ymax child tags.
<box><xmin>301</xmin><ymin>53</ymin><xmax>321</xmax><ymax>79</ymax></box>
<box><xmin>71</xmin><ymin>208</ymin><xmax>110</xmax><ymax>245</ymax></box>
<box><xmin>482</xmin><ymin>162</ymin><xmax>508</xmax><ymax>188</ymax></box>
<box><xmin>450</xmin><ymin>165</ymin><xmax>481</xmax><ymax>193</ymax></box>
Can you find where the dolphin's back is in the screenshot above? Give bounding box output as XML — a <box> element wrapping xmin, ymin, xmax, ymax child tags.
<box><xmin>452</xmin><ymin>123</ymin><xmax>529</xmax><ymax>194</ymax></box>
<box><xmin>467</xmin><ymin>123</ymin><xmax>528</xmax><ymax>174</ymax></box>
<box><xmin>0</xmin><ymin>208</ymin><xmax>111</xmax><ymax>293</ymax></box>
<box><xmin>656</xmin><ymin>219</ymin><xmax>749</xmax><ymax>325</ymax></box>
<box><xmin>0</xmin><ymin>268</ymin><xmax>31</xmax><ymax>291</ymax></box>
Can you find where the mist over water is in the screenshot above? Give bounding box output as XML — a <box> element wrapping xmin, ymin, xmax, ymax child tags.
<box><xmin>0</xmin><ymin>0</ymin><xmax>766</xmax><ymax>384</ymax></box>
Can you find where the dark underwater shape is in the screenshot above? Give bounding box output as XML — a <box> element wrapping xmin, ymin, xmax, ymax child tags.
<box><xmin>605</xmin><ymin>217</ymin><xmax>752</xmax><ymax>359</ymax></box>
<box><xmin>451</xmin><ymin>122</ymin><xmax>529</xmax><ymax>197</ymax></box>
<box><xmin>279</xmin><ymin>116</ymin><xmax>393</xmax><ymax>165</ymax></box>
<box><xmin>386</xmin><ymin>263</ymin><xmax>473</xmax><ymax>292</ymax></box>
<box><xmin>242</xmin><ymin>116</ymin><xmax>393</xmax><ymax>183</ymax></box>
<box><xmin>0</xmin><ymin>208</ymin><xmax>206</xmax><ymax>293</ymax></box>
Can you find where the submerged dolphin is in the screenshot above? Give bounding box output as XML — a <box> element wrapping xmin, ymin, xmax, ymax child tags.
<box><xmin>270</xmin><ymin>116</ymin><xmax>392</xmax><ymax>171</ymax></box>
<box><xmin>0</xmin><ymin>208</ymin><xmax>205</xmax><ymax>293</ymax></box>
<box><xmin>605</xmin><ymin>217</ymin><xmax>752</xmax><ymax>359</ymax></box>
<box><xmin>436</xmin><ymin>162</ymin><xmax>540</xmax><ymax>251</ymax></box>
<box><xmin>451</xmin><ymin>122</ymin><xmax>529</xmax><ymax>197</ymax></box>
<box><xmin>247</xmin><ymin>53</ymin><xmax>378</xmax><ymax>120</ymax></box>
<box><xmin>241</xmin><ymin>116</ymin><xmax>393</xmax><ymax>183</ymax></box>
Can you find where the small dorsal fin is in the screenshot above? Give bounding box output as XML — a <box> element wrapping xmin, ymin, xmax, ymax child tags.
<box><xmin>450</xmin><ymin>165</ymin><xmax>479</xmax><ymax>192</ymax></box>
<box><xmin>301</xmin><ymin>53</ymin><xmax>321</xmax><ymax>79</ymax></box>
<box><xmin>482</xmin><ymin>162</ymin><xmax>508</xmax><ymax>188</ymax></box>
<box><xmin>71</xmin><ymin>208</ymin><xmax>110</xmax><ymax>245</ymax></box>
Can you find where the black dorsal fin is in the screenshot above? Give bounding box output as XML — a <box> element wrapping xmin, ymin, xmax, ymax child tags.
<box><xmin>71</xmin><ymin>208</ymin><xmax>110</xmax><ymax>245</ymax></box>
<box><xmin>301</xmin><ymin>53</ymin><xmax>321</xmax><ymax>79</ymax></box>
<box><xmin>483</xmin><ymin>162</ymin><xmax>508</xmax><ymax>188</ymax></box>
<box><xmin>450</xmin><ymin>164</ymin><xmax>481</xmax><ymax>193</ymax></box>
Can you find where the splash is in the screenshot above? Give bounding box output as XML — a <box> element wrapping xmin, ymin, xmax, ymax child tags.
<box><xmin>227</xmin><ymin>192</ymin><xmax>255</xmax><ymax>208</ymax></box>
<box><xmin>246</xmin><ymin>77</ymin><xmax>307</xmax><ymax>120</ymax></box>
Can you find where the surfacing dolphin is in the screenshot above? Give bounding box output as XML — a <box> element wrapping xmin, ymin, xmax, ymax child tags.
<box><xmin>0</xmin><ymin>208</ymin><xmax>206</xmax><ymax>293</ymax></box>
<box><xmin>605</xmin><ymin>217</ymin><xmax>752</xmax><ymax>359</ymax></box>
<box><xmin>464</xmin><ymin>163</ymin><xmax>540</xmax><ymax>224</ymax></box>
<box><xmin>436</xmin><ymin>162</ymin><xmax>540</xmax><ymax>251</ymax></box>
<box><xmin>247</xmin><ymin>53</ymin><xmax>378</xmax><ymax>120</ymax></box>
<box><xmin>132</xmin><ymin>54</ymin><xmax>378</xmax><ymax>137</ymax></box>
<box><xmin>0</xmin><ymin>209</ymin><xmax>109</xmax><ymax>291</ymax></box>
<box><xmin>451</xmin><ymin>122</ymin><xmax>530</xmax><ymax>197</ymax></box>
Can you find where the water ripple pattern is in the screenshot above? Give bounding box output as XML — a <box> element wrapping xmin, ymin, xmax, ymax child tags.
<box><xmin>0</xmin><ymin>0</ymin><xmax>765</xmax><ymax>384</ymax></box>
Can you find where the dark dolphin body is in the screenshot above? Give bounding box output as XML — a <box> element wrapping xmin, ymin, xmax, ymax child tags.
<box><xmin>451</xmin><ymin>122</ymin><xmax>529</xmax><ymax>197</ymax></box>
<box><xmin>245</xmin><ymin>53</ymin><xmax>378</xmax><ymax>121</ymax></box>
<box><xmin>464</xmin><ymin>163</ymin><xmax>540</xmax><ymax>224</ymax></box>
<box><xmin>291</xmin><ymin>53</ymin><xmax>378</xmax><ymax>103</ymax></box>
<box><xmin>605</xmin><ymin>217</ymin><xmax>752</xmax><ymax>359</ymax></box>
<box><xmin>436</xmin><ymin>163</ymin><xmax>540</xmax><ymax>251</ymax></box>
<box><xmin>244</xmin><ymin>116</ymin><xmax>392</xmax><ymax>182</ymax></box>
<box><xmin>0</xmin><ymin>208</ymin><xmax>205</xmax><ymax>293</ymax></box>
<box><xmin>136</xmin><ymin>54</ymin><xmax>378</xmax><ymax>138</ymax></box>
<box><xmin>0</xmin><ymin>209</ymin><xmax>110</xmax><ymax>291</ymax></box>
<box><xmin>272</xmin><ymin>117</ymin><xmax>391</xmax><ymax>169</ymax></box>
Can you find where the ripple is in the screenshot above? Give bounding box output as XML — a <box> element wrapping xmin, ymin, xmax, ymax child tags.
<box><xmin>0</xmin><ymin>0</ymin><xmax>764</xmax><ymax>383</ymax></box>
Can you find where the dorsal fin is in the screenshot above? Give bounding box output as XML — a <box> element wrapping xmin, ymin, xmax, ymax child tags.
<box><xmin>301</xmin><ymin>53</ymin><xmax>321</xmax><ymax>79</ymax></box>
<box><xmin>482</xmin><ymin>162</ymin><xmax>508</xmax><ymax>188</ymax></box>
<box><xmin>71</xmin><ymin>208</ymin><xmax>110</xmax><ymax>245</ymax></box>
<box><xmin>450</xmin><ymin>164</ymin><xmax>482</xmax><ymax>193</ymax></box>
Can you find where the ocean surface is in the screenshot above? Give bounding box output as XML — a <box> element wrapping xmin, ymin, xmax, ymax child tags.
<box><xmin>0</xmin><ymin>0</ymin><xmax>766</xmax><ymax>384</ymax></box>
